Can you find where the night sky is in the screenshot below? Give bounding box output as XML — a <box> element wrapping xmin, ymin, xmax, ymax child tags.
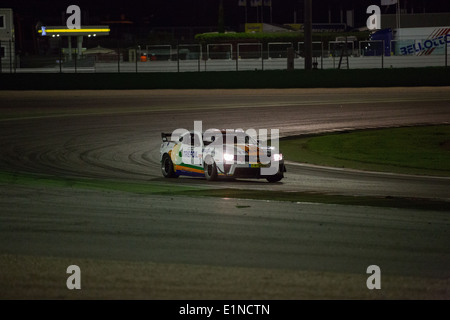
<box><xmin>3</xmin><ymin>0</ymin><xmax>450</xmax><ymax>54</ymax></box>
<box><xmin>4</xmin><ymin>0</ymin><xmax>450</xmax><ymax>28</ymax></box>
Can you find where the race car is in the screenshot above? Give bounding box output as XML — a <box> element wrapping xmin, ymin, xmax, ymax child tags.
<box><xmin>160</xmin><ymin>129</ymin><xmax>286</xmax><ymax>182</ymax></box>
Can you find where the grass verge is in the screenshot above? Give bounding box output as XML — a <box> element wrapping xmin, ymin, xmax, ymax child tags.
<box><xmin>280</xmin><ymin>125</ymin><xmax>450</xmax><ymax>177</ymax></box>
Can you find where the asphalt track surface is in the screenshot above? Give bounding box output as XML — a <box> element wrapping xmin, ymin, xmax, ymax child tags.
<box><xmin>0</xmin><ymin>87</ymin><xmax>449</xmax><ymax>299</ymax></box>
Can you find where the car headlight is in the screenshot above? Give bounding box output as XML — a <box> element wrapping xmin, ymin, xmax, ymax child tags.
<box><xmin>273</xmin><ymin>153</ymin><xmax>283</xmax><ymax>161</ymax></box>
<box><xmin>223</xmin><ymin>153</ymin><xmax>234</xmax><ymax>162</ymax></box>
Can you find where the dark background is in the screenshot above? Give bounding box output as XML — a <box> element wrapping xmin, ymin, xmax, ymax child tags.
<box><xmin>3</xmin><ymin>0</ymin><xmax>450</xmax><ymax>54</ymax></box>
<box><xmin>5</xmin><ymin>0</ymin><xmax>450</xmax><ymax>27</ymax></box>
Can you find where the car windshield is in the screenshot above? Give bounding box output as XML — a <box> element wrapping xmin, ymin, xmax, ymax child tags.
<box><xmin>222</xmin><ymin>133</ymin><xmax>258</xmax><ymax>145</ymax></box>
<box><xmin>203</xmin><ymin>131</ymin><xmax>258</xmax><ymax>146</ymax></box>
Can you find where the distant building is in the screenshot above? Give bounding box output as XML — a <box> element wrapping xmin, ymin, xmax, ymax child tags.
<box><xmin>0</xmin><ymin>8</ymin><xmax>15</xmax><ymax>71</ymax></box>
<box><xmin>381</xmin><ymin>13</ymin><xmax>450</xmax><ymax>29</ymax></box>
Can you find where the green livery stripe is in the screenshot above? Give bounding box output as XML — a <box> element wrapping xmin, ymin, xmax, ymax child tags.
<box><xmin>175</xmin><ymin>164</ymin><xmax>204</xmax><ymax>174</ymax></box>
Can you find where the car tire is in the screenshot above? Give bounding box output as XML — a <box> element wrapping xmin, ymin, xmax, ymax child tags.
<box><xmin>266</xmin><ymin>164</ymin><xmax>285</xmax><ymax>183</ymax></box>
<box><xmin>266</xmin><ymin>173</ymin><xmax>283</xmax><ymax>183</ymax></box>
<box><xmin>204</xmin><ymin>159</ymin><xmax>218</xmax><ymax>181</ymax></box>
<box><xmin>161</xmin><ymin>154</ymin><xmax>179</xmax><ymax>178</ymax></box>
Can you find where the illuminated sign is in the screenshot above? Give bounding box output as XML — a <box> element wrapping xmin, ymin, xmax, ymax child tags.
<box><xmin>37</xmin><ymin>6</ymin><xmax>110</xmax><ymax>39</ymax></box>
<box><xmin>400</xmin><ymin>35</ymin><xmax>450</xmax><ymax>55</ymax></box>
<box><xmin>38</xmin><ymin>26</ymin><xmax>110</xmax><ymax>37</ymax></box>
<box><xmin>245</xmin><ymin>23</ymin><xmax>263</xmax><ymax>33</ymax></box>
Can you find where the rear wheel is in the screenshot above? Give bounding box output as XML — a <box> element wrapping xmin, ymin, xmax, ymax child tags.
<box><xmin>161</xmin><ymin>154</ymin><xmax>179</xmax><ymax>178</ymax></box>
<box><xmin>204</xmin><ymin>159</ymin><xmax>218</xmax><ymax>181</ymax></box>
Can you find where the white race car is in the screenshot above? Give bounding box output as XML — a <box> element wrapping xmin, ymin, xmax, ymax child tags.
<box><xmin>160</xmin><ymin>129</ymin><xmax>286</xmax><ymax>182</ymax></box>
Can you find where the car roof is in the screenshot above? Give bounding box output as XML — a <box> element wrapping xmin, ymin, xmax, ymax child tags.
<box><xmin>183</xmin><ymin>130</ymin><xmax>246</xmax><ymax>135</ymax></box>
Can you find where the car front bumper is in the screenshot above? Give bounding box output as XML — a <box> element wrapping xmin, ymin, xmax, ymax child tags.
<box><xmin>220</xmin><ymin>161</ymin><xmax>286</xmax><ymax>178</ymax></box>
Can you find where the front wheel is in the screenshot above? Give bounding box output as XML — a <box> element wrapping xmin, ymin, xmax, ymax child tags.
<box><xmin>266</xmin><ymin>173</ymin><xmax>283</xmax><ymax>183</ymax></box>
<box><xmin>204</xmin><ymin>159</ymin><xmax>218</xmax><ymax>181</ymax></box>
<box><xmin>266</xmin><ymin>163</ymin><xmax>285</xmax><ymax>183</ymax></box>
<box><xmin>161</xmin><ymin>154</ymin><xmax>179</xmax><ymax>178</ymax></box>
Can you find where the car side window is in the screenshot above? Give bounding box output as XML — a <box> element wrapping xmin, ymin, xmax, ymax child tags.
<box><xmin>192</xmin><ymin>133</ymin><xmax>202</xmax><ymax>147</ymax></box>
<box><xmin>180</xmin><ymin>133</ymin><xmax>191</xmax><ymax>144</ymax></box>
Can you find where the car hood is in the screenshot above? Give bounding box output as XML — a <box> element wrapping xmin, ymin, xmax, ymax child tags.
<box><xmin>226</xmin><ymin>144</ymin><xmax>280</xmax><ymax>156</ymax></box>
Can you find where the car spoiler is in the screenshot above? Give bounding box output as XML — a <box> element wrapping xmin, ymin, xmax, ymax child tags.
<box><xmin>161</xmin><ymin>132</ymin><xmax>172</xmax><ymax>142</ymax></box>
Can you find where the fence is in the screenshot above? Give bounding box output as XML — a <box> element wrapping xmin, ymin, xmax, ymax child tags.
<box><xmin>1</xmin><ymin>39</ymin><xmax>449</xmax><ymax>73</ymax></box>
<box><xmin>0</xmin><ymin>40</ymin><xmax>16</xmax><ymax>74</ymax></box>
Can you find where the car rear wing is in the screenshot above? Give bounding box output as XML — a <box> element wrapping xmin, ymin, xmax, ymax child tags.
<box><xmin>161</xmin><ymin>132</ymin><xmax>172</xmax><ymax>142</ymax></box>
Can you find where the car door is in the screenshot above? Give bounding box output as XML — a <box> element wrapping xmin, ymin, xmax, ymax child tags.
<box><xmin>176</xmin><ymin>132</ymin><xmax>204</xmax><ymax>175</ymax></box>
